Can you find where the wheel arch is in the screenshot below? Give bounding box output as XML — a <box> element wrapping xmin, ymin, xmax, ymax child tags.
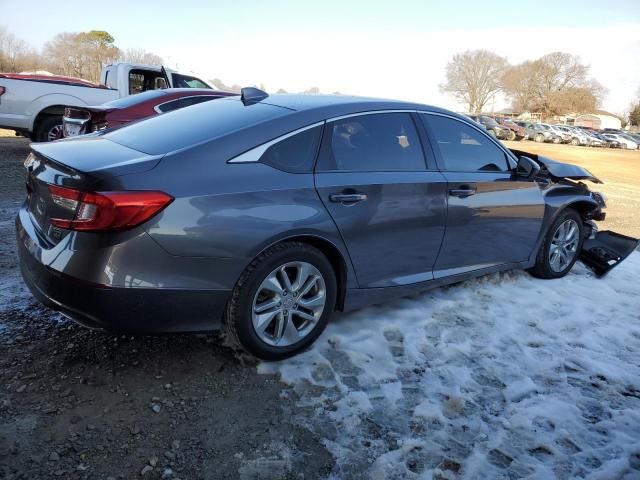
<box><xmin>31</xmin><ymin>104</ymin><xmax>68</xmax><ymax>140</ymax></box>
<box><xmin>256</xmin><ymin>234</ymin><xmax>349</xmax><ymax>312</ymax></box>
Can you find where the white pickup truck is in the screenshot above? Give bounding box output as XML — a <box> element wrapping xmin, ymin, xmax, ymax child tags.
<box><xmin>0</xmin><ymin>63</ymin><xmax>212</xmax><ymax>141</ymax></box>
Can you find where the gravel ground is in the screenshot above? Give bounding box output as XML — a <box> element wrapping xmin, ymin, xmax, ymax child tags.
<box><xmin>0</xmin><ymin>134</ymin><xmax>333</xmax><ymax>480</ymax></box>
<box><xmin>1</xmin><ymin>132</ymin><xmax>639</xmax><ymax>479</ymax></box>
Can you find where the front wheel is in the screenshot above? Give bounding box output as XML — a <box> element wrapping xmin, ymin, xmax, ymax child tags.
<box><xmin>225</xmin><ymin>242</ymin><xmax>337</xmax><ymax>360</ymax></box>
<box><xmin>534</xmin><ymin>133</ymin><xmax>544</xmax><ymax>143</ymax></box>
<box><xmin>529</xmin><ymin>209</ymin><xmax>584</xmax><ymax>279</ymax></box>
<box><xmin>507</xmin><ymin>130</ymin><xmax>516</xmax><ymax>141</ymax></box>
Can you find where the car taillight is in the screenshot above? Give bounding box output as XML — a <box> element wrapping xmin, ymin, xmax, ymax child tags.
<box><xmin>48</xmin><ymin>185</ymin><xmax>173</xmax><ymax>232</ymax></box>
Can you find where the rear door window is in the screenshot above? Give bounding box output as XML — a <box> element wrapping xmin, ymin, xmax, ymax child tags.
<box><xmin>421</xmin><ymin>114</ymin><xmax>510</xmax><ymax>172</ymax></box>
<box><xmin>316</xmin><ymin>113</ymin><xmax>426</xmax><ymax>172</ymax></box>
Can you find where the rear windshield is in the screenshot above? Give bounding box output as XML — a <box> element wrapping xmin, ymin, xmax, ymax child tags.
<box><xmin>104</xmin><ymin>89</ymin><xmax>168</xmax><ymax>108</ymax></box>
<box><xmin>104</xmin><ymin>97</ymin><xmax>290</xmax><ymax>155</ymax></box>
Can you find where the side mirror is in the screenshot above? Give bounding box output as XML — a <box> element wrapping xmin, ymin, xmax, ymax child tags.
<box><xmin>516</xmin><ymin>156</ymin><xmax>540</xmax><ymax>179</ymax></box>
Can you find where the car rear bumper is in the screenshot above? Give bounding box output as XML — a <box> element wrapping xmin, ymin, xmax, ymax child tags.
<box><xmin>16</xmin><ymin>210</ymin><xmax>229</xmax><ymax>333</ymax></box>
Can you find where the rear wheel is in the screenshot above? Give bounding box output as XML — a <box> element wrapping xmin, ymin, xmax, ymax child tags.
<box><xmin>225</xmin><ymin>242</ymin><xmax>337</xmax><ymax>360</ymax></box>
<box><xmin>35</xmin><ymin>116</ymin><xmax>63</xmax><ymax>142</ymax></box>
<box><xmin>570</xmin><ymin>137</ymin><xmax>579</xmax><ymax>146</ymax></box>
<box><xmin>507</xmin><ymin>130</ymin><xmax>516</xmax><ymax>141</ymax></box>
<box><xmin>529</xmin><ymin>209</ymin><xmax>584</xmax><ymax>279</ymax></box>
<box><xmin>534</xmin><ymin>133</ymin><xmax>544</xmax><ymax>143</ymax></box>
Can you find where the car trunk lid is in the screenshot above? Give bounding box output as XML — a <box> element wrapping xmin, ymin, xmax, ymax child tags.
<box><xmin>25</xmin><ymin>139</ymin><xmax>162</xmax><ymax>245</ymax></box>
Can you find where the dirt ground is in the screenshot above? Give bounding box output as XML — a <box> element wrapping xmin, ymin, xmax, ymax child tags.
<box><xmin>1</xmin><ymin>131</ymin><xmax>639</xmax><ymax>480</ymax></box>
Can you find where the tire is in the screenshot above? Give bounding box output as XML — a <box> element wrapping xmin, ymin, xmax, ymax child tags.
<box><xmin>35</xmin><ymin>115</ymin><xmax>63</xmax><ymax>142</ymax></box>
<box><xmin>552</xmin><ymin>136</ymin><xmax>561</xmax><ymax>144</ymax></box>
<box><xmin>534</xmin><ymin>133</ymin><xmax>545</xmax><ymax>143</ymax></box>
<box><xmin>507</xmin><ymin>130</ymin><xmax>516</xmax><ymax>141</ymax></box>
<box><xmin>488</xmin><ymin>129</ymin><xmax>497</xmax><ymax>138</ymax></box>
<box><xmin>224</xmin><ymin>241</ymin><xmax>337</xmax><ymax>360</ymax></box>
<box><xmin>529</xmin><ymin>209</ymin><xmax>584</xmax><ymax>279</ymax></box>
<box><xmin>570</xmin><ymin>137</ymin><xmax>579</xmax><ymax>146</ymax></box>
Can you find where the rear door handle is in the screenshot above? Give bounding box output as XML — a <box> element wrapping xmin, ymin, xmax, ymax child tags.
<box><xmin>449</xmin><ymin>186</ymin><xmax>476</xmax><ymax>198</ymax></box>
<box><xmin>329</xmin><ymin>193</ymin><xmax>368</xmax><ymax>204</ymax></box>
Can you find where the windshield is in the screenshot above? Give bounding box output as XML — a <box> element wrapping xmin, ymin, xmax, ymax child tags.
<box><xmin>480</xmin><ymin>116</ymin><xmax>498</xmax><ymax>127</ymax></box>
<box><xmin>172</xmin><ymin>73</ymin><xmax>211</xmax><ymax>89</ymax></box>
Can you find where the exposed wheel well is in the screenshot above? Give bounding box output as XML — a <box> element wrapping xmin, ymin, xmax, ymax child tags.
<box><xmin>32</xmin><ymin>105</ymin><xmax>66</xmax><ymax>139</ymax></box>
<box><xmin>564</xmin><ymin>200</ymin><xmax>599</xmax><ymax>220</ymax></box>
<box><xmin>273</xmin><ymin>236</ymin><xmax>348</xmax><ymax>311</ymax></box>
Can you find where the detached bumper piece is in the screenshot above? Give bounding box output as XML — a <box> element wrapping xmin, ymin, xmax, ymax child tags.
<box><xmin>580</xmin><ymin>231</ymin><xmax>639</xmax><ymax>277</ymax></box>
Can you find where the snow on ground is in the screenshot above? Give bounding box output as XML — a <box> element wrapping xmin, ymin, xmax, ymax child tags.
<box><xmin>260</xmin><ymin>254</ymin><xmax>640</xmax><ymax>479</ymax></box>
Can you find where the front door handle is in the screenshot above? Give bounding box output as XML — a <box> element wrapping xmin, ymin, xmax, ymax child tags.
<box><xmin>449</xmin><ymin>186</ymin><xmax>476</xmax><ymax>198</ymax></box>
<box><xmin>329</xmin><ymin>193</ymin><xmax>368</xmax><ymax>204</ymax></box>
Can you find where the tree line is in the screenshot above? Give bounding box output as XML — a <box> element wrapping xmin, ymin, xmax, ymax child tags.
<box><xmin>0</xmin><ymin>26</ymin><xmax>163</xmax><ymax>83</ymax></box>
<box><xmin>440</xmin><ymin>49</ymin><xmax>611</xmax><ymax>119</ymax></box>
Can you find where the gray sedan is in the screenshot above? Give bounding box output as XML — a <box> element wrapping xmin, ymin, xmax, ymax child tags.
<box><xmin>17</xmin><ymin>89</ymin><xmax>638</xmax><ymax>359</ymax></box>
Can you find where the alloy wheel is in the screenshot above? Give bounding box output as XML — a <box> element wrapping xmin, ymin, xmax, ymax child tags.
<box><xmin>549</xmin><ymin>219</ymin><xmax>579</xmax><ymax>273</ymax></box>
<box><xmin>251</xmin><ymin>261</ymin><xmax>326</xmax><ymax>347</ymax></box>
<box><xmin>47</xmin><ymin>124</ymin><xmax>63</xmax><ymax>142</ymax></box>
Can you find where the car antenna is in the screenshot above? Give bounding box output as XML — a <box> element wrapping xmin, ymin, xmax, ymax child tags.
<box><xmin>241</xmin><ymin>87</ymin><xmax>268</xmax><ymax>106</ymax></box>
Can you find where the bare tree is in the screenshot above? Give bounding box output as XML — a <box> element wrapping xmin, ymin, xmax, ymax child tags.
<box><xmin>209</xmin><ymin>78</ymin><xmax>241</xmax><ymax>93</ymax></box>
<box><xmin>43</xmin><ymin>30</ymin><xmax>120</xmax><ymax>82</ymax></box>
<box><xmin>0</xmin><ymin>26</ymin><xmax>38</xmax><ymax>72</ymax></box>
<box><xmin>119</xmin><ymin>48</ymin><xmax>163</xmax><ymax>65</ymax></box>
<box><xmin>440</xmin><ymin>50</ymin><xmax>508</xmax><ymax>113</ymax></box>
<box><xmin>503</xmin><ymin>52</ymin><xmax>605</xmax><ymax>116</ymax></box>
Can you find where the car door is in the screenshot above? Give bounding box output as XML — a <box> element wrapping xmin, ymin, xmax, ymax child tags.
<box><xmin>420</xmin><ymin>113</ymin><xmax>545</xmax><ymax>278</ymax></box>
<box><xmin>314</xmin><ymin>112</ymin><xmax>447</xmax><ymax>288</ymax></box>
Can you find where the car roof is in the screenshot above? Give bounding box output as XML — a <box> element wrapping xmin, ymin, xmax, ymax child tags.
<box><xmin>257</xmin><ymin>93</ymin><xmax>452</xmax><ymax>116</ymax></box>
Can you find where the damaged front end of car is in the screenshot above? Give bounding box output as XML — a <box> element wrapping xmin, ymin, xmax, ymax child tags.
<box><xmin>512</xmin><ymin>149</ymin><xmax>639</xmax><ymax>277</ymax></box>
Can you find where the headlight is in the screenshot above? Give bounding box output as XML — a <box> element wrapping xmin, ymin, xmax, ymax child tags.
<box><xmin>591</xmin><ymin>192</ymin><xmax>607</xmax><ymax>208</ymax></box>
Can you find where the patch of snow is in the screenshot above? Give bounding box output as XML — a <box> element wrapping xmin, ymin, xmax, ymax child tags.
<box><xmin>260</xmin><ymin>254</ymin><xmax>640</xmax><ymax>479</ymax></box>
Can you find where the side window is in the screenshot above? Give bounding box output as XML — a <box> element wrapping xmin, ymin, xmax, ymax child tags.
<box><xmin>129</xmin><ymin>69</ymin><xmax>164</xmax><ymax>94</ymax></box>
<box><xmin>259</xmin><ymin>125</ymin><xmax>323</xmax><ymax>173</ymax></box>
<box><xmin>129</xmin><ymin>73</ymin><xmax>144</xmax><ymax>95</ymax></box>
<box><xmin>316</xmin><ymin>113</ymin><xmax>426</xmax><ymax>172</ymax></box>
<box><xmin>422</xmin><ymin>114</ymin><xmax>510</xmax><ymax>172</ymax></box>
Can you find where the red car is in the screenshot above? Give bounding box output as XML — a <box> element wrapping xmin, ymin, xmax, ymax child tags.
<box><xmin>493</xmin><ymin>116</ymin><xmax>526</xmax><ymax>141</ymax></box>
<box><xmin>62</xmin><ymin>88</ymin><xmax>236</xmax><ymax>137</ymax></box>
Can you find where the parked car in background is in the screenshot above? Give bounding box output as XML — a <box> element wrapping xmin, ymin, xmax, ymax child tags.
<box><xmin>525</xmin><ymin>123</ymin><xmax>561</xmax><ymax>143</ymax></box>
<box><xmin>467</xmin><ymin>115</ymin><xmax>510</xmax><ymax>140</ymax></box>
<box><xmin>0</xmin><ymin>63</ymin><xmax>213</xmax><ymax>141</ymax></box>
<box><xmin>18</xmin><ymin>90</ymin><xmax>636</xmax><ymax>359</ymax></box>
<box><xmin>626</xmin><ymin>132</ymin><xmax>640</xmax><ymax>146</ymax></box>
<box><xmin>553</xmin><ymin>125</ymin><xmax>590</xmax><ymax>146</ymax></box>
<box><xmin>603</xmin><ymin>133</ymin><xmax>638</xmax><ymax>150</ymax></box>
<box><xmin>618</xmin><ymin>133</ymin><xmax>640</xmax><ymax>149</ymax></box>
<box><xmin>546</xmin><ymin>124</ymin><xmax>572</xmax><ymax>144</ymax></box>
<box><xmin>582</xmin><ymin>130</ymin><xmax>605</xmax><ymax>147</ymax></box>
<box><xmin>493</xmin><ymin>117</ymin><xmax>525</xmax><ymax>141</ymax></box>
<box><xmin>63</xmin><ymin>88</ymin><xmax>236</xmax><ymax>137</ymax></box>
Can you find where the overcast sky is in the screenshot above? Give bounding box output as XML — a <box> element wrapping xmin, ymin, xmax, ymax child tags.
<box><xmin>3</xmin><ymin>0</ymin><xmax>639</xmax><ymax>114</ymax></box>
